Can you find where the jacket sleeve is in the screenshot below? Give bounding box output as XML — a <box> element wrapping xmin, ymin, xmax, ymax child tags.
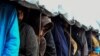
<box><xmin>70</xmin><ymin>36</ymin><xmax>78</xmax><ymax>55</ymax></box>
<box><xmin>3</xmin><ymin>9</ymin><xmax>20</xmax><ymax>56</ymax></box>
<box><xmin>44</xmin><ymin>31</ymin><xmax>57</xmax><ymax>56</ymax></box>
<box><xmin>25</xmin><ymin>25</ymin><xmax>39</xmax><ymax>56</ymax></box>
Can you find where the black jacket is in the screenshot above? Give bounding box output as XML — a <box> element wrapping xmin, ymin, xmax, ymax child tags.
<box><xmin>44</xmin><ymin>31</ymin><xmax>57</xmax><ymax>56</ymax></box>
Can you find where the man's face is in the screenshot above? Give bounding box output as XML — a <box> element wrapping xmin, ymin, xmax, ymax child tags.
<box><xmin>18</xmin><ymin>10</ymin><xmax>24</xmax><ymax>21</ymax></box>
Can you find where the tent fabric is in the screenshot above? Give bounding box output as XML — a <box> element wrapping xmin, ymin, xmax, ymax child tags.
<box><xmin>18</xmin><ymin>0</ymin><xmax>39</xmax><ymax>9</ymax></box>
<box><xmin>10</xmin><ymin>0</ymin><xmax>39</xmax><ymax>9</ymax></box>
<box><xmin>60</xmin><ymin>14</ymin><xmax>75</xmax><ymax>25</ymax></box>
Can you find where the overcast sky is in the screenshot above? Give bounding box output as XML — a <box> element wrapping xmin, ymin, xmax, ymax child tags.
<box><xmin>62</xmin><ymin>0</ymin><xmax>100</xmax><ymax>19</ymax></box>
<box><xmin>62</xmin><ymin>0</ymin><xmax>100</xmax><ymax>29</ymax></box>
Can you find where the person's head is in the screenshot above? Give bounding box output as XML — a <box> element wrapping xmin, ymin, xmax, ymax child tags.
<box><xmin>40</xmin><ymin>14</ymin><xmax>53</xmax><ymax>37</ymax></box>
<box><xmin>18</xmin><ymin>10</ymin><xmax>24</xmax><ymax>21</ymax></box>
<box><xmin>16</xmin><ymin>4</ymin><xmax>26</xmax><ymax>21</ymax></box>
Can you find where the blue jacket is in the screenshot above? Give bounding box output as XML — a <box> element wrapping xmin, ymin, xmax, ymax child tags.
<box><xmin>52</xmin><ymin>19</ymin><xmax>69</xmax><ymax>56</ymax></box>
<box><xmin>0</xmin><ymin>2</ymin><xmax>20</xmax><ymax>56</ymax></box>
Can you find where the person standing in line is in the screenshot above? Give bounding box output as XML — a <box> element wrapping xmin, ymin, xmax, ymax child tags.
<box><xmin>0</xmin><ymin>2</ymin><xmax>20</xmax><ymax>56</ymax></box>
<box><xmin>18</xmin><ymin>7</ymin><xmax>39</xmax><ymax>56</ymax></box>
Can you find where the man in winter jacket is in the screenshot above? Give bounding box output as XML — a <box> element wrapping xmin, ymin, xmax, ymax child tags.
<box><xmin>18</xmin><ymin>7</ymin><xmax>39</xmax><ymax>56</ymax></box>
<box><xmin>0</xmin><ymin>2</ymin><xmax>20</xmax><ymax>56</ymax></box>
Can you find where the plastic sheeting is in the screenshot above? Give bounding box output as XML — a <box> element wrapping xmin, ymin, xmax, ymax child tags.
<box><xmin>17</xmin><ymin>0</ymin><xmax>39</xmax><ymax>9</ymax></box>
<box><xmin>25</xmin><ymin>0</ymin><xmax>38</xmax><ymax>4</ymax></box>
<box><xmin>58</xmin><ymin>5</ymin><xmax>74</xmax><ymax>23</ymax></box>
